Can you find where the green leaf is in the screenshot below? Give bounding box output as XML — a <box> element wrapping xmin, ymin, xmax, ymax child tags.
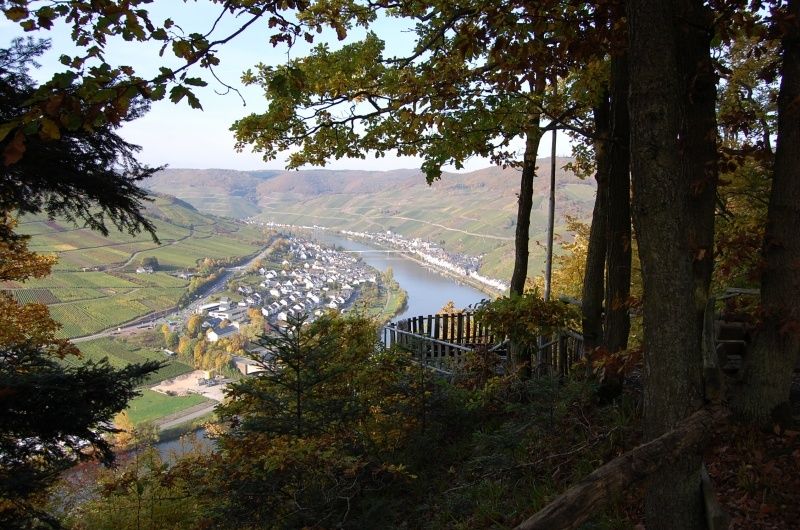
<box><xmin>172</xmin><ymin>40</ymin><xmax>192</xmax><ymax>59</ymax></box>
<box><xmin>150</xmin><ymin>85</ymin><xmax>167</xmax><ymax>101</ymax></box>
<box><xmin>169</xmin><ymin>85</ymin><xmax>187</xmax><ymax>104</ymax></box>
<box><xmin>158</xmin><ymin>67</ymin><xmax>173</xmax><ymax>80</ymax></box>
<box><xmin>184</xmin><ymin>77</ymin><xmax>207</xmax><ymax>87</ymax></box>
<box><xmin>185</xmin><ymin>91</ymin><xmax>203</xmax><ymax>110</ymax></box>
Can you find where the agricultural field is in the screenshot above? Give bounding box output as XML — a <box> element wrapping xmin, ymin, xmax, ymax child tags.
<box><xmin>5</xmin><ymin>194</ymin><xmax>270</xmax><ymax>338</ymax></box>
<box><xmin>70</xmin><ymin>337</ymin><xmax>194</xmax><ymax>386</ymax></box>
<box><xmin>125</xmin><ymin>389</ymin><xmax>209</xmax><ymax>426</ymax></box>
<box><xmin>134</xmin><ymin>235</ymin><xmax>261</xmax><ymax>269</ymax></box>
<box><xmin>5</xmin><ymin>272</ymin><xmax>187</xmax><ymax>337</ymax></box>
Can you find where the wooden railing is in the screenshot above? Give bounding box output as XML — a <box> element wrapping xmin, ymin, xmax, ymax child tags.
<box><xmin>384</xmin><ymin>312</ymin><xmax>497</xmax><ymax>346</ymax></box>
<box><xmin>535</xmin><ymin>329</ymin><xmax>585</xmax><ymax>376</ymax></box>
<box><xmin>383</xmin><ymin>312</ymin><xmax>584</xmax><ymax>376</ymax></box>
<box><xmin>382</xmin><ymin>312</ymin><xmax>499</xmax><ymax>372</ymax></box>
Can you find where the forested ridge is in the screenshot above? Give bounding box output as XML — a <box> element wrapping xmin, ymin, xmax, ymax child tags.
<box><xmin>1</xmin><ymin>0</ymin><xmax>800</xmax><ymax>529</ymax></box>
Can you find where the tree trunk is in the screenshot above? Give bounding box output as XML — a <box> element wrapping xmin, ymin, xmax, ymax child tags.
<box><xmin>736</xmin><ymin>0</ymin><xmax>800</xmax><ymax>423</ymax></box>
<box><xmin>544</xmin><ymin>79</ymin><xmax>558</xmax><ymax>302</ymax></box>
<box><xmin>510</xmin><ymin>125</ymin><xmax>544</xmax><ymax>378</ymax></box>
<box><xmin>603</xmin><ymin>51</ymin><xmax>632</xmax><ymax>354</ymax></box>
<box><xmin>628</xmin><ymin>0</ymin><xmax>705</xmax><ymax>528</ymax></box>
<box><xmin>581</xmin><ymin>97</ymin><xmax>610</xmax><ymax>355</ymax></box>
<box><xmin>676</xmin><ymin>0</ymin><xmax>719</xmax><ymax>351</ymax></box>
<box><xmin>510</xmin><ymin>128</ymin><xmax>544</xmax><ymax>297</ymax></box>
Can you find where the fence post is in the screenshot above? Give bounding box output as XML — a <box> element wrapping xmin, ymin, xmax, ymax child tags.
<box><xmin>558</xmin><ymin>332</ymin><xmax>568</xmax><ymax>376</ymax></box>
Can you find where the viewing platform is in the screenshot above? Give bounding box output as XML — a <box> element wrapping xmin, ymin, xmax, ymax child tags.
<box><xmin>383</xmin><ymin>312</ymin><xmax>585</xmax><ymax>376</ymax></box>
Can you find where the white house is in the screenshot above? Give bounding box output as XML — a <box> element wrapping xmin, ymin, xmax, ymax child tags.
<box><xmin>206</xmin><ymin>324</ymin><xmax>238</xmax><ymax>343</ymax></box>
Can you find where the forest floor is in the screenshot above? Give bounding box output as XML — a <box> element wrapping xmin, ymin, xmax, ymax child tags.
<box><xmin>704</xmin><ymin>375</ymin><xmax>800</xmax><ymax>530</ymax></box>
<box><xmin>619</xmin><ymin>375</ymin><xmax>800</xmax><ymax>529</ymax></box>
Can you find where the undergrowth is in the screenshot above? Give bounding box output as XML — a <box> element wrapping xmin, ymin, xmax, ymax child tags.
<box><xmin>405</xmin><ymin>372</ymin><xmax>644</xmax><ymax>529</ymax></box>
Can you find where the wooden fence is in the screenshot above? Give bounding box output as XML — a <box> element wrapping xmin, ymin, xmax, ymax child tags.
<box><xmin>383</xmin><ymin>312</ymin><xmax>585</xmax><ymax>375</ymax></box>
<box><xmin>535</xmin><ymin>329</ymin><xmax>586</xmax><ymax>376</ymax></box>
<box><xmin>382</xmin><ymin>312</ymin><xmax>498</xmax><ymax>372</ymax></box>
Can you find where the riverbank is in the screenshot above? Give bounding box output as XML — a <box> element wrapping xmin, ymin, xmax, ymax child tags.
<box><xmin>350</xmin><ymin>269</ymin><xmax>408</xmax><ymax>324</ymax></box>
<box><xmin>308</xmin><ymin>231</ymin><xmax>488</xmax><ymax>320</ymax></box>
<box><xmin>395</xmin><ymin>249</ymin><xmax>503</xmax><ymax>299</ymax></box>
<box><xmin>289</xmin><ymin>227</ymin><xmax>505</xmax><ymax>300</ymax></box>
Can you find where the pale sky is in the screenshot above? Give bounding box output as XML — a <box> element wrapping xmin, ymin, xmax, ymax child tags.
<box><xmin>0</xmin><ymin>3</ymin><xmax>568</xmax><ymax>172</ymax></box>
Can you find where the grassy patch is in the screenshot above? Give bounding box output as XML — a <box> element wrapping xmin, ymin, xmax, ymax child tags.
<box><xmin>126</xmin><ymin>389</ymin><xmax>208</xmax><ymax>426</ymax></box>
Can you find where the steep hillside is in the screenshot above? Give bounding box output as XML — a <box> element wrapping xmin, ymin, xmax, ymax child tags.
<box><xmin>145</xmin><ymin>159</ymin><xmax>595</xmax><ymax>279</ymax></box>
<box><xmin>255</xmin><ymin>168</ymin><xmax>421</xmax><ymax>196</ymax></box>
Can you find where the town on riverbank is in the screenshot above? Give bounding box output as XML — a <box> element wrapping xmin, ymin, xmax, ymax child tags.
<box><xmin>253</xmin><ymin>220</ymin><xmax>510</xmax><ymax>295</ymax></box>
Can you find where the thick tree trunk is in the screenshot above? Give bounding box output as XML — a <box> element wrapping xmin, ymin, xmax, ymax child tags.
<box><xmin>628</xmin><ymin>0</ymin><xmax>705</xmax><ymax>528</ymax></box>
<box><xmin>676</xmin><ymin>0</ymin><xmax>719</xmax><ymax>352</ymax></box>
<box><xmin>736</xmin><ymin>0</ymin><xmax>800</xmax><ymax>423</ymax></box>
<box><xmin>510</xmin><ymin>128</ymin><xmax>543</xmax><ymax>297</ymax></box>
<box><xmin>603</xmin><ymin>52</ymin><xmax>632</xmax><ymax>354</ymax></box>
<box><xmin>581</xmin><ymin>98</ymin><xmax>610</xmax><ymax>355</ymax></box>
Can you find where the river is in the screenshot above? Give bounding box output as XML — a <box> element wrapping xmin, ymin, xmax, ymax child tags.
<box><xmin>311</xmin><ymin>232</ymin><xmax>489</xmax><ymax>320</ymax></box>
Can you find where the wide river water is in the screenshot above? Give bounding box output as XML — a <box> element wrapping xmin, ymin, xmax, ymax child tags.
<box><xmin>312</xmin><ymin>232</ymin><xmax>490</xmax><ymax>320</ymax></box>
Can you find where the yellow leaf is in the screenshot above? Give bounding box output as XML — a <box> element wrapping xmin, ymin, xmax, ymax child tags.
<box><xmin>39</xmin><ymin>118</ymin><xmax>61</xmax><ymax>140</ymax></box>
<box><xmin>4</xmin><ymin>7</ymin><xmax>28</xmax><ymax>22</ymax></box>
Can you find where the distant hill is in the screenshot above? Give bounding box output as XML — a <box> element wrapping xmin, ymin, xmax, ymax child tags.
<box><xmin>145</xmin><ymin>159</ymin><xmax>595</xmax><ymax>278</ymax></box>
<box><xmin>144</xmin><ymin>168</ymin><xmax>282</xmax><ymax>217</ymax></box>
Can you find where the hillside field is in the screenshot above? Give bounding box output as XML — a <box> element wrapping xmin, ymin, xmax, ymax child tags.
<box><xmin>126</xmin><ymin>389</ymin><xmax>209</xmax><ymax>426</ymax></box>
<box><xmin>70</xmin><ymin>336</ymin><xmax>194</xmax><ymax>387</ymax></box>
<box><xmin>4</xmin><ymin>194</ymin><xmax>269</xmax><ymax>338</ymax></box>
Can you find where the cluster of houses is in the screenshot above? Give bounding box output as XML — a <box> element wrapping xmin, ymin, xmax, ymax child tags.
<box><xmin>191</xmin><ymin>236</ymin><xmax>379</xmax><ymax>345</ymax></box>
<box><xmin>251</xmin><ymin>237</ymin><xmax>378</xmax><ymax>321</ymax></box>
<box><xmin>340</xmin><ymin>229</ymin><xmax>510</xmax><ymax>292</ymax></box>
